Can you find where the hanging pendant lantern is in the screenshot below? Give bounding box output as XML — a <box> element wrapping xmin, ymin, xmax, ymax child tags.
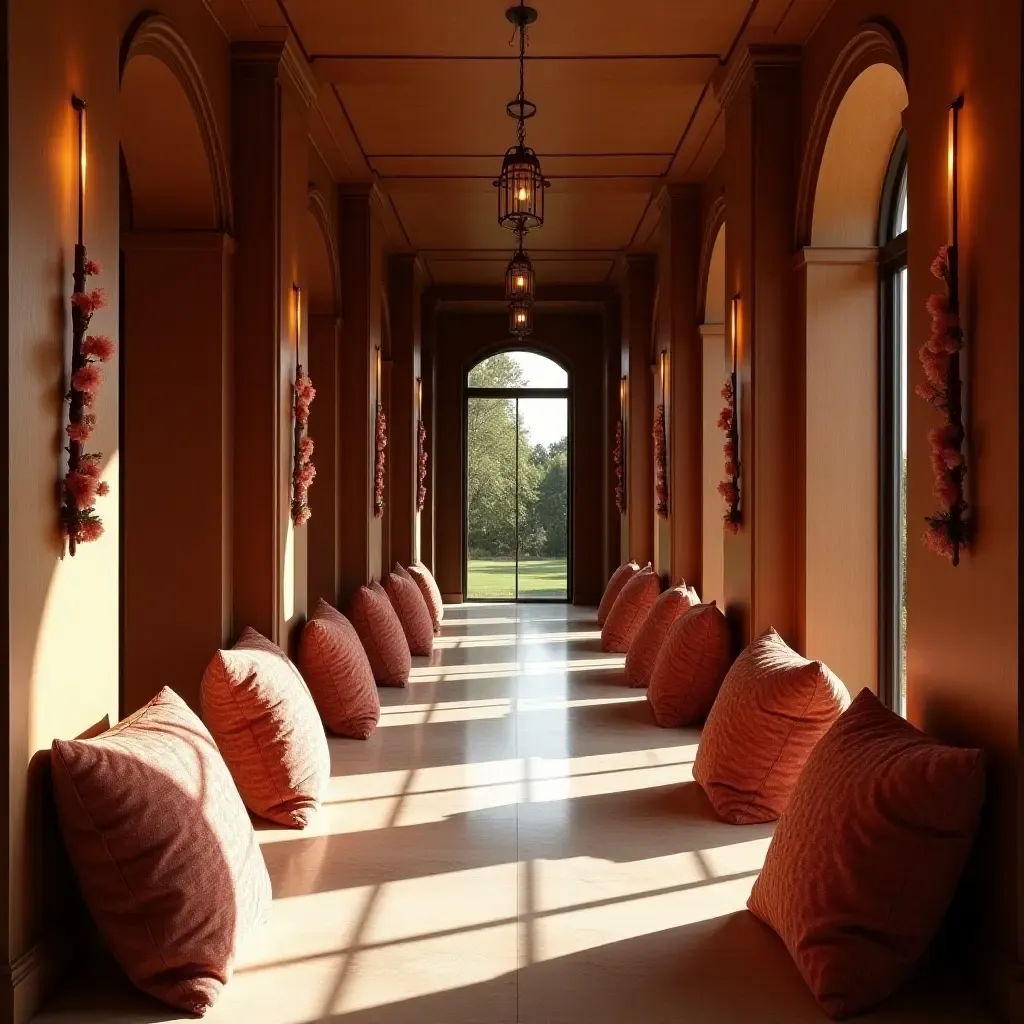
<box><xmin>509</xmin><ymin>299</ymin><xmax>533</xmax><ymax>337</ymax></box>
<box><xmin>495</xmin><ymin>3</ymin><xmax>548</xmax><ymax>231</ymax></box>
<box><xmin>505</xmin><ymin>232</ymin><xmax>535</xmax><ymax>304</ymax></box>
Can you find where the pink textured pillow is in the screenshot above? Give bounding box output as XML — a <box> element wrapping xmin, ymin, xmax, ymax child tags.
<box><xmin>51</xmin><ymin>688</ymin><xmax>271</xmax><ymax>1014</ymax></box>
<box><xmin>597</xmin><ymin>561</ymin><xmax>640</xmax><ymax>626</ymax></box>
<box><xmin>624</xmin><ymin>582</ymin><xmax>700</xmax><ymax>687</ymax></box>
<box><xmin>693</xmin><ymin>628</ymin><xmax>850</xmax><ymax>823</ymax></box>
<box><xmin>349</xmin><ymin>582</ymin><xmax>412</xmax><ymax>686</ymax></box>
<box><xmin>407</xmin><ymin>562</ymin><xmax>444</xmax><ymax>635</ymax></box>
<box><xmin>748</xmin><ymin>689</ymin><xmax>985</xmax><ymax>1019</ymax></box>
<box><xmin>382</xmin><ymin>572</ymin><xmax>434</xmax><ymax>656</ymax></box>
<box><xmin>393</xmin><ymin>561</ymin><xmax>414</xmax><ymax>582</ymax></box>
<box><xmin>298</xmin><ymin>600</ymin><xmax>380</xmax><ymax>738</ymax></box>
<box><xmin>601</xmin><ymin>567</ymin><xmax>660</xmax><ymax>653</ymax></box>
<box><xmin>201</xmin><ymin>627</ymin><xmax>329</xmax><ymax>827</ymax></box>
<box><xmin>647</xmin><ymin>602</ymin><xmax>732</xmax><ymax>726</ymax></box>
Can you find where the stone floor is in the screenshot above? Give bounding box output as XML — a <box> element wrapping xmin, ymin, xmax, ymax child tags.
<box><xmin>37</xmin><ymin>603</ymin><xmax>991</xmax><ymax>1023</ymax></box>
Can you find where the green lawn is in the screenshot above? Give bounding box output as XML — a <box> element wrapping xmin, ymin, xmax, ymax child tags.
<box><xmin>467</xmin><ymin>558</ymin><xmax>568</xmax><ymax>600</ymax></box>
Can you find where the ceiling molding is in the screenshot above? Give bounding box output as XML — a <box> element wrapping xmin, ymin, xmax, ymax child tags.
<box><xmin>713</xmin><ymin>43</ymin><xmax>801</xmax><ymax>112</ymax></box>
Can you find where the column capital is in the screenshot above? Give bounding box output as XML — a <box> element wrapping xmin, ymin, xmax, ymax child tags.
<box><xmin>231</xmin><ymin>36</ymin><xmax>318</xmax><ymax>109</ymax></box>
<box><xmin>714</xmin><ymin>44</ymin><xmax>801</xmax><ymax>112</ymax></box>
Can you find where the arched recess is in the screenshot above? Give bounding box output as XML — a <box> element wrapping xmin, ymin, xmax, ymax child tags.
<box><xmin>798</xmin><ymin>38</ymin><xmax>908</xmax><ymax>699</ymax></box>
<box><xmin>304</xmin><ymin>188</ymin><xmax>343</xmax><ymax>612</ymax></box>
<box><xmin>119</xmin><ymin>17</ymin><xmax>234</xmax><ymax>716</ymax></box>
<box><xmin>699</xmin><ymin>217</ymin><xmax>727</xmax><ymax>608</ymax></box>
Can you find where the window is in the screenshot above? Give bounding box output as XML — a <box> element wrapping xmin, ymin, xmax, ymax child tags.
<box><xmin>879</xmin><ymin>133</ymin><xmax>908</xmax><ymax>715</ymax></box>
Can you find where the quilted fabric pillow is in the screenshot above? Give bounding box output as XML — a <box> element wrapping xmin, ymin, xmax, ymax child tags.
<box><xmin>597</xmin><ymin>561</ymin><xmax>641</xmax><ymax>626</ymax></box>
<box><xmin>407</xmin><ymin>562</ymin><xmax>444</xmax><ymax>635</ymax></box>
<box><xmin>748</xmin><ymin>689</ymin><xmax>985</xmax><ymax>1019</ymax></box>
<box><xmin>349</xmin><ymin>581</ymin><xmax>412</xmax><ymax>686</ymax></box>
<box><xmin>51</xmin><ymin>687</ymin><xmax>271</xmax><ymax>1014</ymax></box>
<box><xmin>601</xmin><ymin>567</ymin><xmax>660</xmax><ymax>653</ymax></box>
<box><xmin>624</xmin><ymin>582</ymin><xmax>700</xmax><ymax>688</ymax></box>
<box><xmin>647</xmin><ymin>602</ymin><xmax>732</xmax><ymax>726</ymax></box>
<box><xmin>383</xmin><ymin>571</ymin><xmax>434</xmax><ymax>656</ymax></box>
<box><xmin>201</xmin><ymin>627</ymin><xmax>329</xmax><ymax>827</ymax></box>
<box><xmin>298</xmin><ymin>600</ymin><xmax>380</xmax><ymax>738</ymax></box>
<box><xmin>693</xmin><ymin>628</ymin><xmax>850</xmax><ymax>824</ymax></box>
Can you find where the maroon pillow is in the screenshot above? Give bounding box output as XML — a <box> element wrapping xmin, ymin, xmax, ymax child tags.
<box><xmin>349</xmin><ymin>582</ymin><xmax>412</xmax><ymax>686</ymax></box>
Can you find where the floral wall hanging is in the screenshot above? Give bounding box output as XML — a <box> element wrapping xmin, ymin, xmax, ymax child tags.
<box><xmin>612</xmin><ymin>419</ymin><xmax>625</xmax><ymax>513</ymax></box>
<box><xmin>417</xmin><ymin>419</ymin><xmax>428</xmax><ymax>513</ymax></box>
<box><xmin>653</xmin><ymin>405</ymin><xmax>668</xmax><ymax>518</ymax></box>
<box><xmin>291</xmin><ymin>371</ymin><xmax>316</xmax><ymax>526</ymax></box>
<box><xmin>917</xmin><ymin>97</ymin><xmax>969</xmax><ymax>565</ymax></box>
<box><xmin>374</xmin><ymin>407</ymin><xmax>387</xmax><ymax>518</ymax></box>
<box><xmin>61</xmin><ymin>97</ymin><xmax>114</xmax><ymax>555</ymax></box>
<box><xmin>717</xmin><ymin>377</ymin><xmax>741</xmax><ymax>534</ymax></box>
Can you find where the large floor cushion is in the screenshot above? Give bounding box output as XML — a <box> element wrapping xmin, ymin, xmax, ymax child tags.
<box><xmin>624</xmin><ymin>582</ymin><xmax>700</xmax><ymax>688</ymax></box>
<box><xmin>383</xmin><ymin>571</ymin><xmax>435</xmax><ymax>656</ymax></box>
<box><xmin>601</xmin><ymin>567</ymin><xmax>660</xmax><ymax>653</ymax></box>
<box><xmin>597</xmin><ymin>561</ymin><xmax>640</xmax><ymax>626</ymax></box>
<box><xmin>407</xmin><ymin>562</ymin><xmax>444</xmax><ymax>635</ymax></box>
<box><xmin>647</xmin><ymin>602</ymin><xmax>731</xmax><ymax>726</ymax></box>
<box><xmin>51</xmin><ymin>687</ymin><xmax>272</xmax><ymax>1014</ymax></box>
<box><xmin>349</xmin><ymin>581</ymin><xmax>412</xmax><ymax>686</ymax></box>
<box><xmin>298</xmin><ymin>600</ymin><xmax>381</xmax><ymax>738</ymax></box>
<box><xmin>202</xmin><ymin>627</ymin><xmax>330</xmax><ymax>827</ymax></box>
<box><xmin>693</xmin><ymin>628</ymin><xmax>850</xmax><ymax>823</ymax></box>
<box><xmin>748</xmin><ymin>689</ymin><xmax>985</xmax><ymax>1019</ymax></box>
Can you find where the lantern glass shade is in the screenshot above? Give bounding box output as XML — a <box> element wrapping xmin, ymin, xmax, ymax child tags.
<box><xmin>505</xmin><ymin>248</ymin><xmax>535</xmax><ymax>303</ymax></box>
<box><xmin>495</xmin><ymin>145</ymin><xmax>547</xmax><ymax>230</ymax></box>
<box><xmin>509</xmin><ymin>300</ymin><xmax>533</xmax><ymax>337</ymax></box>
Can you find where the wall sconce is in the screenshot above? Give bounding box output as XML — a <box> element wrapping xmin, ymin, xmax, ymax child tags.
<box><xmin>73</xmin><ymin>95</ymin><xmax>87</xmax><ymax>250</ymax></box>
<box><xmin>718</xmin><ymin>293</ymin><xmax>742</xmax><ymax>533</ymax></box>
<box><xmin>947</xmin><ymin>96</ymin><xmax>964</xmax><ymax>292</ymax></box>
<box><xmin>375</xmin><ymin>345</ymin><xmax>383</xmax><ymax>409</ymax></box>
<box><xmin>293</xmin><ymin>283</ymin><xmax>302</xmax><ymax>364</ymax></box>
<box><xmin>416</xmin><ymin>376</ymin><xmax>423</xmax><ymax>419</ymax></box>
<box><xmin>659</xmin><ymin>349</ymin><xmax>669</xmax><ymax>403</ymax></box>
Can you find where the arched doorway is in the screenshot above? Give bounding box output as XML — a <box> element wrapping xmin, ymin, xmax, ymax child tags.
<box><xmin>464</xmin><ymin>350</ymin><xmax>571</xmax><ymax>602</ymax></box>
<box><xmin>119</xmin><ymin>16</ymin><xmax>232</xmax><ymax>714</ymax></box>
<box><xmin>799</xmin><ymin>44</ymin><xmax>908</xmax><ymax>706</ymax></box>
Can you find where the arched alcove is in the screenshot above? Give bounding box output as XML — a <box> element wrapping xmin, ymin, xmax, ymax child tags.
<box><xmin>118</xmin><ymin>18</ymin><xmax>233</xmax><ymax>716</ymax></box>
<box><xmin>799</xmin><ymin>47</ymin><xmax>908</xmax><ymax>698</ymax></box>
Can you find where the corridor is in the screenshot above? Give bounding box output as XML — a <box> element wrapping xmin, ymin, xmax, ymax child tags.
<box><xmin>39</xmin><ymin>605</ymin><xmax>988</xmax><ymax>1024</ymax></box>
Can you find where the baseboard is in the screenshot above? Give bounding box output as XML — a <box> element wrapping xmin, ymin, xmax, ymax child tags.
<box><xmin>441</xmin><ymin>592</ymin><xmax>463</xmax><ymax>604</ymax></box>
<box><xmin>0</xmin><ymin>925</ymin><xmax>77</xmax><ymax>1024</ymax></box>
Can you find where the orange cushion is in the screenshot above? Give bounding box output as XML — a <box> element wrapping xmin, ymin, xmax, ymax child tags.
<box><xmin>201</xmin><ymin>627</ymin><xmax>329</xmax><ymax>828</ymax></box>
<box><xmin>408</xmin><ymin>561</ymin><xmax>444</xmax><ymax>635</ymax></box>
<box><xmin>597</xmin><ymin>561</ymin><xmax>640</xmax><ymax>626</ymax></box>
<box><xmin>692</xmin><ymin>628</ymin><xmax>850</xmax><ymax>823</ymax></box>
<box><xmin>298</xmin><ymin>600</ymin><xmax>380</xmax><ymax>738</ymax></box>
<box><xmin>349</xmin><ymin>581</ymin><xmax>412</xmax><ymax>686</ymax></box>
<box><xmin>748</xmin><ymin>689</ymin><xmax>985</xmax><ymax>1019</ymax></box>
<box><xmin>51</xmin><ymin>688</ymin><xmax>271</xmax><ymax>1014</ymax></box>
<box><xmin>382</xmin><ymin>572</ymin><xmax>434</xmax><ymax>656</ymax></box>
<box><xmin>601</xmin><ymin>567</ymin><xmax>660</xmax><ymax>653</ymax></box>
<box><xmin>624</xmin><ymin>582</ymin><xmax>700</xmax><ymax>688</ymax></box>
<box><xmin>647</xmin><ymin>602</ymin><xmax>732</xmax><ymax>725</ymax></box>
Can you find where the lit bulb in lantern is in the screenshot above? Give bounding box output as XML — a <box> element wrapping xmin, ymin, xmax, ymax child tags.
<box><xmin>516</xmin><ymin>275</ymin><xmax>525</xmax><ymax>288</ymax></box>
<box><xmin>517</xmin><ymin>187</ymin><xmax>528</xmax><ymax>202</ymax></box>
<box><xmin>517</xmin><ymin>312</ymin><xmax>526</xmax><ymax>324</ymax></box>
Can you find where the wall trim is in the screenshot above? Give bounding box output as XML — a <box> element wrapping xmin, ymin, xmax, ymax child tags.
<box><xmin>0</xmin><ymin>925</ymin><xmax>79</xmax><ymax>1024</ymax></box>
<box><xmin>697</xmin><ymin>194</ymin><xmax>726</xmax><ymax>323</ymax></box>
<box><xmin>794</xmin><ymin>245</ymin><xmax>879</xmax><ymax>268</ymax></box>
<box><xmin>121</xmin><ymin>13</ymin><xmax>234</xmax><ymax>234</ymax></box>
<box><xmin>307</xmin><ymin>187</ymin><xmax>343</xmax><ymax>318</ymax></box>
<box><xmin>794</xmin><ymin>20</ymin><xmax>907</xmax><ymax>248</ymax></box>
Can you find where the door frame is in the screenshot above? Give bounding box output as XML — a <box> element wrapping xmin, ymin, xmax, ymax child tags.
<box><xmin>462</xmin><ymin>384</ymin><xmax>574</xmax><ymax>603</ymax></box>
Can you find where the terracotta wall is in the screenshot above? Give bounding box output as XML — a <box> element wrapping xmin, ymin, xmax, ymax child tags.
<box><xmin>433</xmin><ymin>307</ymin><xmax>612</xmax><ymax>606</ymax></box>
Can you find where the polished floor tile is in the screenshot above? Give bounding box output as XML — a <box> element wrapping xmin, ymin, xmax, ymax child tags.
<box><xmin>36</xmin><ymin>603</ymin><xmax>992</xmax><ymax>1024</ymax></box>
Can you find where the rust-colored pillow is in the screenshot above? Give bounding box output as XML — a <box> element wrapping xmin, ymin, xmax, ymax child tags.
<box><xmin>393</xmin><ymin>561</ymin><xmax>414</xmax><ymax>582</ymax></box>
<box><xmin>383</xmin><ymin>572</ymin><xmax>434</xmax><ymax>656</ymax></box>
<box><xmin>349</xmin><ymin>581</ymin><xmax>412</xmax><ymax>686</ymax></box>
<box><xmin>693</xmin><ymin>628</ymin><xmax>850</xmax><ymax>824</ymax></box>
<box><xmin>624</xmin><ymin>582</ymin><xmax>700</xmax><ymax>688</ymax></box>
<box><xmin>408</xmin><ymin>561</ymin><xmax>444</xmax><ymax>635</ymax></box>
<box><xmin>748</xmin><ymin>689</ymin><xmax>985</xmax><ymax>1019</ymax></box>
<box><xmin>201</xmin><ymin>627</ymin><xmax>329</xmax><ymax>828</ymax></box>
<box><xmin>298</xmin><ymin>600</ymin><xmax>380</xmax><ymax>738</ymax></box>
<box><xmin>601</xmin><ymin>567</ymin><xmax>660</xmax><ymax>653</ymax></box>
<box><xmin>597</xmin><ymin>561</ymin><xmax>641</xmax><ymax>626</ymax></box>
<box><xmin>647</xmin><ymin>602</ymin><xmax>732</xmax><ymax>726</ymax></box>
<box><xmin>51</xmin><ymin>688</ymin><xmax>271</xmax><ymax>1014</ymax></box>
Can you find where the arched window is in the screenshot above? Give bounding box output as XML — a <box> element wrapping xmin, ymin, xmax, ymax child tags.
<box><xmin>879</xmin><ymin>132</ymin><xmax>908</xmax><ymax>714</ymax></box>
<box><xmin>464</xmin><ymin>350</ymin><xmax>571</xmax><ymax>602</ymax></box>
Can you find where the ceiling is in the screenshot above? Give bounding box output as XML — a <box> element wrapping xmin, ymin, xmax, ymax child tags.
<box><xmin>210</xmin><ymin>0</ymin><xmax>835</xmax><ymax>286</ymax></box>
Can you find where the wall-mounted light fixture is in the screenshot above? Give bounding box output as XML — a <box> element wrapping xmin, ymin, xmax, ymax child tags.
<box><xmin>73</xmin><ymin>95</ymin><xmax>87</xmax><ymax>249</ymax></box>
<box><xmin>620</xmin><ymin>375</ymin><xmax>627</xmax><ymax>414</ymax></box>
<box><xmin>375</xmin><ymin>344</ymin><xmax>383</xmax><ymax>408</ymax></box>
<box><xmin>659</xmin><ymin>349</ymin><xmax>669</xmax><ymax>403</ymax></box>
<box><xmin>718</xmin><ymin>293</ymin><xmax>741</xmax><ymax>533</ymax></box>
<box><xmin>416</xmin><ymin>376</ymin><xmax>423</xmax><ymax>419</ymax></box>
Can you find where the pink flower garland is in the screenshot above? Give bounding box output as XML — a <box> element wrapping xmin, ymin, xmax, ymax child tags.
<box><xmin>612</xmin><ymin>419</ymin><xmax>625</xmax><ymax>513</ymax></box>
<box><xmin>717</xmin><ymin>378</ymin><xmax>741</xmax><ymax>534</ymax></box>
<box><xmin>61</xmin><ymin>256</ymin><xmax>114</xmax><ymax>551</ymax></box>
<box><xmin>417</xmin><ymin>419</ymin><xmax>428</xmax><ymax>513</ymax></box>
<box><xmin>916</xmin><ymin>244</ymin><xmax>969</xmax><ymax>563</ymax></box>
<box><xmin>291</xmin><ymin>371</ymin><xmax>316</xmax><ymax>526</ymax></box>
<box><xmin>374</xmin><ymin>407</ymin><xmax>387</xmax><ymax>518</ymax></box>
<box><xmin>653</xmin><ymin>405</ymin><xmax>668</xmax><ymax>518</ymax></box>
